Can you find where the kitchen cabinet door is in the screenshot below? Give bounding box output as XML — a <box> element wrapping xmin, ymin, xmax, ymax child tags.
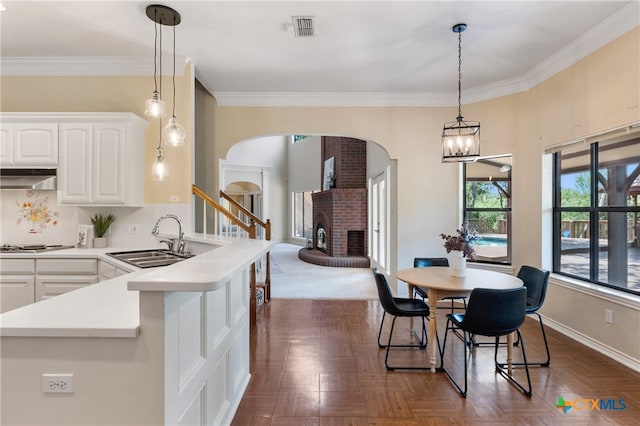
<box><xmin>0</xmin><ymin>122</ymin><xmax>58</xmax><ymax>166</ymax></box>
<box><xmin>0</xmin><ymin>258</ymin><xmax>36</xmax><ymax>313</ymax></box>
<box><xmin>0</xmin><ymin>122</ymin><xmax>13</xmax><ymax>164</ymax></box>
<box><xmin>0</xmin><ymin>276</ymin><xmax>35</xmax><ymax>313</ymax></box>
<box><xmin>12</xmin><ymin>123</ymin><xmax>58</xmax><ymax>165</ymax></box>
<box><xmin>58</xmin><ymin>114</ymin><xmax>146</xmax><ymax>206</ymax></box>
<box><xmin>59</xmin><ymin>123</ymin><xmax>92</xmax><ymax>203</ymax></box>
<box><xmin>92</xmin><ymin>123</ymin><xmax>126</xmax><ymax>203</ymax></box>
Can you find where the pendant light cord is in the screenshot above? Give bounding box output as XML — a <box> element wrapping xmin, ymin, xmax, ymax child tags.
<box><xmin>172</xmin><ymin>20</ymin><xmax>177</xmax><ymax>118</ymax></box>
<box><xmin>158</xmin><ymin>16</ymin><xmax>163</xmax><ymax>104</ymax></box>
<box><xmin>457</xmin><ymin>29</ymin><xmax>463</xmax><ymax>122</ymax></box>
<box><xmin>153</xmin><ymin>11</ymin><xmax>158</xmax><ymax>94</ymax></box>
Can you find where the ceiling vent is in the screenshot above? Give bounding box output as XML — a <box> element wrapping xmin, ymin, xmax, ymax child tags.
<box><xmin>292</xmin><ymin>16</ymin><xmax>315</xmax><ymax>37</ymax></box>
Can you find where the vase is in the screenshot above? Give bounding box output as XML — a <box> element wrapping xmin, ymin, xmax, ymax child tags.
<box><xmin>451</xmin><ymin>252</ymin><xmax>466</xmax><ymax>277</ymax></box>
<box><xmin>93</xmin><ymin>237</ymin><xmax>108</xmax><ymax>248</ymax></box>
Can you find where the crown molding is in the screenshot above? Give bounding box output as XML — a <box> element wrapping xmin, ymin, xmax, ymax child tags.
<box><xmin>0</xmin><ymin>56</ymin><xmax>187</xmax><ymax>76</ymax></box>
<box><xmin>210</xmin><ymin>91</ymin><xmax>457</xmax><ymax>107</ymax></box>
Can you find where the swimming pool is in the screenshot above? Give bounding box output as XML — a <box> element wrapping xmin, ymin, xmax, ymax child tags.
<box><xmin>475</xmin><ymin>236</ymin><xmax>507</xmax><ymax>246</ymax></box>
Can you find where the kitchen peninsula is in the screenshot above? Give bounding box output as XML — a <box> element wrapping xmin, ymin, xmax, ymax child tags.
<box><xmin>0</xmin><ymin>237</ymin><xmax>272</xmax><ymax>425</ymax></box>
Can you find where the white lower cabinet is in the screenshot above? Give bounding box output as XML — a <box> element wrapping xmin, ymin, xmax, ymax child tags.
<box><xmin>35</xmin><ymin>258</ymin><xmax>98</xmax><ymax>302</ymax></box>
<box><xmin>0</xmin><ymin>259</ymin><xmax>36</xmax><ymax>314</ymax></box>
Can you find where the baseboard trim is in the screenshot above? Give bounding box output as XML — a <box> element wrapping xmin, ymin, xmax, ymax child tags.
<box><xmin>541</xmin><ymin>314</ymin><xmax>640</xmax><ymax>373</ymax></box>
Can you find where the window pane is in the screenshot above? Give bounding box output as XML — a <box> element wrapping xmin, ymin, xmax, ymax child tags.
<box><xmin>293</xmin><ymin>192</ymin><xmax>303</xmax><ymax>238</ymax></box>
<box><xmin>597</xmin><ymin>140</ymin><xmax>640</xmax><ymax>207</ymax></box>
<box><xmin>303</xmin><ymin>191</ymin><xmax>313</xmax><ymax>239</ymax></box>
<box><xmin>464</xmin><ymin>156</ymin><xmax>512</xmax><ymax>265</ymax></box>
<box><xmin>467</xmin><ymin>211</ymin><xmax>510</xmax><ymax>264</ymax></box>
<box><xmin>598</xmin><ymin>212</ymin><xmax>640</xmax><ymax>291</ymax></box>
<box><xmin>466</xmin><ymin>181</ymin><xmax>510</xmax><ymax>208</ymax></box>
<box><xmin>558</xmin><ymin>211</ymin><xmax>591</xmax><ymax>280</ymax></box>
<box><xmin>560</xmin><ymin>149</ymin><xmax>590</xmax><ymax>207</ymax></box>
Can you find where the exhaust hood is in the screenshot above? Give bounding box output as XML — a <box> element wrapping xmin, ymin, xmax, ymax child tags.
<box><xmin>0</xmin><ymin>168</ymin><xmax>57</xmax><ymax>190</ymax></box>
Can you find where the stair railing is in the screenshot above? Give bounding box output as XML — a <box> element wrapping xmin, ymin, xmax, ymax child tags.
<box><xmin>192</xmin><ymin>184</ymin><xmax>271</xmax><ymax>331</ymax></box>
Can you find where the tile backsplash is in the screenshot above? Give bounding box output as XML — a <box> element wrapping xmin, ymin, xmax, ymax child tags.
<box><xmin>1</xmin><ymin>190</ymin><xmax>191</xmax><ymax>248</ymax></box>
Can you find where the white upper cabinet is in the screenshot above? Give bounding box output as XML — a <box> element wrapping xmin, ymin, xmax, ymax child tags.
<box><xmin>0</xmin><ymin>122</ymin><xmax>58</xmax><ymax>166</ymax></box>
<box><xmin>57</xmin><ymin>113</ymin><xmax>147</xmax><ymax>206</ymax></box>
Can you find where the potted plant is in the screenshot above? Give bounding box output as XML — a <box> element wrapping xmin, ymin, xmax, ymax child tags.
<box><xmin>91</xmin><ymin>213</ymin><xmax>116</xmax><ymax>248</ymax></box>
<box><xmin>440</xmin><ymin>222</ymin><xmax>477</xmax><ymax>277</ymax></box>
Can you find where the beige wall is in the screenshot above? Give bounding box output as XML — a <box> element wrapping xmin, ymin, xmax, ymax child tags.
<box><xmin>0</xmin><ymin>66</ymin><xmax>193</xmax><ymax>204</ymax></box>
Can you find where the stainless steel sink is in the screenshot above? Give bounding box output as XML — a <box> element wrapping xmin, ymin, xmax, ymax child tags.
<box><xmin>107</xmin><ymin>249</ymin><xmax>194</xmax><ymax>268</ymax></box>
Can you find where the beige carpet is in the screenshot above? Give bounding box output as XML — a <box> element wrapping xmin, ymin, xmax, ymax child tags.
<box><xmin>269</xmin><ymin>243</ymin><xmax>378</xmax><ymax>299</ymax></box>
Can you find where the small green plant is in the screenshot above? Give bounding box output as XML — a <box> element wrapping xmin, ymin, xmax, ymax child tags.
<box><xmin>91</xmin><ymin>213</ymin><xmax>116</xmax><ymax>238</ymax></box>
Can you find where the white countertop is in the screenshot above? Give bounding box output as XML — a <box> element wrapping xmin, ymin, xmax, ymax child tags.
<box><xmin>0</xmin><ymin>237</ymin><xmax>273</xmax><ymax>338</ymax></box>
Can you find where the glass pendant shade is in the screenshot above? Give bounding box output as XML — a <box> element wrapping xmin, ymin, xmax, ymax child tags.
<box><xmin>152</xmin><ymin>149</ymin><xmax>168</xmax><ymax>181</ymax></box>
<box><xmin>441</xmin><ymin>118</ymin><xmax>480</xmax><ymax>162</ymax></box>
<box><xmin>162</xmin><ymin>116</ymin><xmax>186</xmax><ymax>146</ymax></box>
<box><xmin>145</xmin><ymin>91</ymin><xmax>165</xmax><ymax>118</ymax></box>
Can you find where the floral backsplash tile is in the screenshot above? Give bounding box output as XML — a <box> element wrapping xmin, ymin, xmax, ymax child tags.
<box><xmin>17</xmin><ymin>191</ymin><xmax>59</xmax><ymax>233</ymax></box>
<box><xmin>1</xmin><ymin>190</ymin><xmax>77</xmax><ymax>245</ymax></box>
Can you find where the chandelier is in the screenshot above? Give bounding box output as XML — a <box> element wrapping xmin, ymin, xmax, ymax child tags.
<box><xmin>441</xmin><ymin>23</ymin><xmax>480</xmax><ymax>163</ymax></box>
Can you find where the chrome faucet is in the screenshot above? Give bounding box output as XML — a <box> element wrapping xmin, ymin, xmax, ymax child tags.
<box><xmin>152</xmin><ymin>214</ymin><xmax>187</xmax><ymax>254</ymax></box>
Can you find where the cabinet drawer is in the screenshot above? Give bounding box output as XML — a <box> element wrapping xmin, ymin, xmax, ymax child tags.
<box><xmin>35</xmin><ymin>276</ymin><xmax>98</xmax><ymax>301</ymax></box>
<box><xmin>0</xmin><ymin>259</ymin><xmax>36</xmax><ymax>274</ymax></box>
<box><xmin>36</xmin><ymin>258</ymin><xmax>98</xmax><ymax>274</ymax></box>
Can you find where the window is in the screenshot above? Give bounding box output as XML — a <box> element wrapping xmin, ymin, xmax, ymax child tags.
<box><xmin>464</xmin><ymin>157</ymin><xmax>512</xmax><ymax>264</ymax></box>
<box><xmin>293</xmin><ymin>191</ymin><xmax>314</xmax><ymax>240</ymax></box>
<box><xmin>552</xmin><ymin>138</ymin><xmax>640</xmax><ymax>295</ymax></box>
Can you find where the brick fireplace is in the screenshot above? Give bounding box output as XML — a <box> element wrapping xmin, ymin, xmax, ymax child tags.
<box><xmin>299</xmin><ymin>136</ymin><xmax>369</xmax><ymax>268</ymax></box>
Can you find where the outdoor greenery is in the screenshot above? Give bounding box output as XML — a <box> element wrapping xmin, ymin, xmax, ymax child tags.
<box><xmin>465</xmin><ymin>181</ymin><xmax>509</xmax><ymax>233</ymax></box>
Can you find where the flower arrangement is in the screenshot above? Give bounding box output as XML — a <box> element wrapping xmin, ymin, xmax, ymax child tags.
<box><xmin>16</xmin><ymin>191</ymin><xmax>58</xmax><ymax>233</ymax></box>
<box><xmin>440</xmin><ymin>222</ymin><xmax>477</xmax><ymax>259</ymax></box>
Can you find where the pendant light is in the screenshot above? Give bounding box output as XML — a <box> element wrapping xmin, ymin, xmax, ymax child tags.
<box><xmin>144</xmin><ymin>6</ymin><xmax>165</xmax><ymax>118</ymax></box>
<box><xmin>152</xmin><ymin>116</ymin><xmax>168</xmax><ymax>181</ymax></box>
<box><xmin>442</xmin><ymin>23</ymin><xmax>480</xmax><ymax>163</ymax></box>
<box><xmin>161</xmin><ymin>8</ymin><xmax>185</xmax><ymax>146</ymax></box>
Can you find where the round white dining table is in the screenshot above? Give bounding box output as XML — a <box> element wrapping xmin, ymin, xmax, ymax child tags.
<box><xmin>396</xmin><ymin>266</ymin><xmax>523</xmax><ymax>372</ymax></box>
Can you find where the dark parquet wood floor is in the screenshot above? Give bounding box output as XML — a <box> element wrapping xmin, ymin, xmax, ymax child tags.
<box><xmin>232</xmin><ymin>299</ymin><xmax>639</xmax><ymax>425</ymax></box>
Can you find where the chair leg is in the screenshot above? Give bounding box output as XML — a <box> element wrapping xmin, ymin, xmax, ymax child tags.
<box><xmin>378</xmin><ymin>311</ymin><xmax>427</xmax><ymax>349</ymax></box>
<box><xmin>383</xmin><ymin>316</ymin><xmax>430</xmax><ymax>371</ymax></box>
<box><xmin>513</xmin><ymin>312</ymin><xmax>551</xmax><ymax>367</ymax></box>
<box><xmin>440</xmin><ymin>318</ymin><xmax>468</xmax><ymax>397</ymax></box>
<box><xmin>377</xmin><ymin>311</ymin><xmax>387</xmax><ymax>348</ymax></box>
<box><xmin>495</xmin><ymin>330</ymin><xmax>532</xmax><ymax>397</ymax></box>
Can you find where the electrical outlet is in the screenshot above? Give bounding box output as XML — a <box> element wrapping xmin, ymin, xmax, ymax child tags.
<box><xmin>124</xmin><ymin>224</ymin><xmax>139</xmax><ymax>234</ymax></box>
<box><xmin>605</xmin><ymin>309</ymin><xmax>613</xmax><ymax>324</ymax></box>
<box><xmin>42</xmin><ymin>373</ymin><xmax>74</xmax><ymax>394</ymax></box>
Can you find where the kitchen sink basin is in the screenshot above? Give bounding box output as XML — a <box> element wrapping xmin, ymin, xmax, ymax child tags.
<box><xmin>107</xmin><ymin>249</ymin><xmax>194</xmax><ymax>268</ymax></box>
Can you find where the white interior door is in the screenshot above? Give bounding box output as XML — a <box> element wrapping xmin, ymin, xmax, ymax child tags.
<box><xmin>371</xmin><ymin>172</ymin><xmax>387</xmax><ymax>272</ymax></box>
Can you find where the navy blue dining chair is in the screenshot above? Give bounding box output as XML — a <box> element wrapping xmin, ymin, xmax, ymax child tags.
<box><xmin>440</xmin><ymin>287</ymin><xmax>532</xmax><ymax>398</ymax></box>
<box><xmin>373</xmin><ymin>269</ymin><xmax>434</xmax><ymax>370</ymax></box>
<box><xmin>514</xmin><ymin>265</ymin><xmax>551</xmax><ymax>367</ymax></box>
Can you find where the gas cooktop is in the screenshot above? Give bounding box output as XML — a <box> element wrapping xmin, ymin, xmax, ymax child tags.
<box><xmin>0</xmin><ymin>244</ymin><xmax>74</xmax><ymax>253</ymax></box>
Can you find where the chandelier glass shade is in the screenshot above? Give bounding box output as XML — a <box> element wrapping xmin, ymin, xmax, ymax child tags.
<box><xmin>442</xmin><ymin>23</ymin><xmax>480</xmax><ymax>163</ymax></box>
<box><xmin>152</xmin><ymin>146</ymin><xmax>168</xmax><ymax>181</ymax></box>
<box><xmin>162</xmin><ymin>116</ymin><xmax>186</xmax><ymax>147</ymax></box>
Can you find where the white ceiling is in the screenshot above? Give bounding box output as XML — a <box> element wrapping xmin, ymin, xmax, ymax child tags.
<box><xmin>1</xmin><ymin>1</ymin><xmax>638</xmax><ymax>106</ymax></box>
